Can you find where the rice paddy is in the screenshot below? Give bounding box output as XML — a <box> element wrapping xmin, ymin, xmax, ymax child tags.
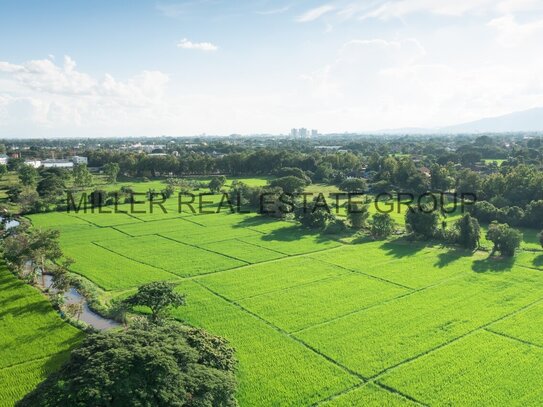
<box><xmin>4</xmin><ymin>182</ymin><xmax>543</xmax><ymax>406</ymax></box>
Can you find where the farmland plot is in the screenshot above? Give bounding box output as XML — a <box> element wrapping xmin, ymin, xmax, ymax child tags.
<box><xmin>96</xmin><ymin>235</ymin><xmax>246</xmax><ymax>276</ymax></box>
<box><xmin>0</xmin><ymin>264</ymin><xmax>82</xmax><ymax>406</ymax></box>
<box><xmin>297</xmin><ymin>268</ymin><xmax>543</xmax><ymax>377</ymax></box>
<box><xmin>379</xmin><ymin>331</ymin><xmax>543</xmax><ymax>405</ymax></box>
<box><xmin>171</xmin><ymin>280</ymin><xmax>359</xmax><ymax>406</ymax></box>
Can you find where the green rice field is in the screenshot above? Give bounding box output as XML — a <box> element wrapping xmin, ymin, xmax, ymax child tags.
<box><xmin>3</xmin><ymin>180</ymin><xmax>543</xmax><ymax>406</ymax></box>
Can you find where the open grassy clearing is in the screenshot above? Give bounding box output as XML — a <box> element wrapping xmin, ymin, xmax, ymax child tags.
<box><xmin>379</xmin><ymin>330</ymin><xmax>543</xmax><ymax>406</ymax></box>
<box><xmin>0</xmin><ymin>264</ymin><xmax>82</xmax><ymax>407</ymax></box>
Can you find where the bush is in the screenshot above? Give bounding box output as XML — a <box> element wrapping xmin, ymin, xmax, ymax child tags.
<box><xmin>486</xmin><ymin>221</ymin><xmax>522</xmax><ymax>257</ymax></box>
<box><xmin>370</xmin><ymin>213</ymin><xmax>395</xmax><ymax>239</ymax></box>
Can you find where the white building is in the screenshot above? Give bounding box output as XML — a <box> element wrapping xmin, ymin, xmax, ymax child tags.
<box><xmin>290</xmin><ymin>128</ymin><xmax>298</xmax><ymax>138</ymax></box>
<box><xmin>311</xmin><ymin>129</ymin><xmax>318</xmax><ymax>137</ymax></box>
<box><xmin>299</xmin><ymin>128</ymin><xmax>308</xmax><ymax>138</ymax></box>
<box><xmin>24</xmin><ymin>160</ymin><xmax>42</xmax><ymax>168</ymax></box>
<box><xmin>70</xmin><ymin>156</ymin><xmax>88</xmax><ymax>165</ymax></box>
<box><xmin>0</xmin><ymin>154</ymin><xmax>7</xmax><ymax>165</ymax></box>
<box><xmin>42</xmin><ymin>159</ymin><xmax>74</xmax><ymax>169</ymax></box>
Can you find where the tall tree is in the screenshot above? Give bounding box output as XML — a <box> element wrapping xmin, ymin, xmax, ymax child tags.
<box><xmin>18</xmin><ymin>165</ymin><xmax>38</xmax><ymax>186</ymax></box>
<box><xmin>73</xmin><ymin>164</ymin><xmax>93</xmax><ymax>188</ymax></box>
<box><xmin>455</xmin><ymin>213</ymin><xmax>481</xmax><ymax>250</ymax></box>
<box><xmin>103</xmin><ymin>162</ymin><xmax>120</xmax><ymax>183</ymax></box>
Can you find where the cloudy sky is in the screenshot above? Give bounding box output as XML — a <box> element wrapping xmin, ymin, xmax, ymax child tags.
<box><xmin>1</xmin><ymin>0</ymin><xmax>542</xmax><ymax>137</ymax></box>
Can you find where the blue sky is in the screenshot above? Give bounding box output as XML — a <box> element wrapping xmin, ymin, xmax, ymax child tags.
<box><xmin>1</xmin><ymin>0</ymin><xmax>543</xmax><ymax>137</ymax></box>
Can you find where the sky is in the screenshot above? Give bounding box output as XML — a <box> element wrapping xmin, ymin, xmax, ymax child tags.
<box><xmin>1</xmin><ymin>0</ymin><xmax>543</xmax><ymax>137</ymax></box>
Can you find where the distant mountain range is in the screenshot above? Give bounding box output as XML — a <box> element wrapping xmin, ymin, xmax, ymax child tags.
<box><xmin>371</xmin><ymin>107</ymin><xmax>543</xmax><ymax>134</ymax></box>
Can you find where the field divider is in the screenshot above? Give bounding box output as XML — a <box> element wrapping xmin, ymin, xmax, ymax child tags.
<box><xmin>0</xmin><ymin>354</ymin><xmax>62</xmax><ymax>372</ymax></box>
<box><xmin>233</xmin><ymin>237</ymin><xmax>291</xmax><ymax>256</ymax></box>
<box><xmin>90</xmin><ymin>241</ymin><xmax>182</xmax><ymax>278</ymax></box>
<box><xmin>232</xmin><ymin>274</ymin><xmax>350</xmax><ymax>302</ymax></box>
<box><xmin>191</xmin><ymin>280</ymin><xmax>367</xmax><ymax>382</ymax></box>
<box><xmin>157</xmin><ymin>234</ymin><xmax>251</xmax><ymax>265</ymax></box>
<box><xmin>290</xmin><ymin>272</ymin><xmax>472</xmax><ymax>335</ymax></box>
<box><xmin>310</xmin><ymin>256</ymin><xmax>415</xmax><ymax>291</ymax></box>
<box><xmin>177</xmin><ymin>216</ymin><xmax>207</xmax><ymax>227</ymax></box>
<box><xmin>484</xmin><ymin>328</ymin><xmax>543</xmax><ymax>349</ymax></box>
<box><xmin>367</xmin><ymin>295</ymin><xmax>543</xmax><ymax>383</ymax></box>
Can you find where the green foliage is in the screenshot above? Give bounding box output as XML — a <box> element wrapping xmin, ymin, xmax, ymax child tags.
<box><xmin>455</xmin><ymin>213</ymin><xmax>481</xmax><ymax>250</ymax></box>
<box><xmin>405</xmin><ymin>205</ymin><xmax>440</xmax><ymax>239</ymax></box>
<box><xmin>103</xmin><ymin>162</ymin><xmax>120</xmax><ymax>183</ymax></box>
<box><xmin>370</xmin><ymin>213</ymin><xmax>395</xmax><ymax>239</ymax></box>
<box><xmin>18</xmin><ymin>165</ymin><xmax>38</xmax><ymax>186</ymax></box>
<box><xmin>347</xmin><ymin>203</ymin><xmax>369</xmax><ymax>229</ymax></box>
<box><xmin>295</xmin><ymin>202</ymin><xmax>335</xmax><ymax>230</ymax></box>
<box><xmin>209</xmin><ymin>175</ymin><xmax>227</xmax><ymax>192</ymax></box>
<box><xmin>73</xmin><ymin>164</ymin><xmax>93</xmax><ymax>188</ymax></box>
<box><xmin>17</xmin><ymin>322</ymin><xmax>238</xmax><ymax>407</ymax></box>
<box><xmin>339</xmin><ymin>178</ymin><xmax>367</xmax><ymax>193</ymax></box>
<box><xmin>124</xmin><ymin>281</ymin><xmax>186</xmax><ymax>322</ymax></box>
<box><xmin>269</xmin><ymin>175</ymin><xmax>307</xmax><ymax>194</ymax></box>
<box><xmin>0</xmin><ymin>164</ymin><xmax>7</xmax><ymax>180</ymax></box>
<box><xmin>486</xmin><ymin>221</ymin><xmax>522</xmax><ymax>257</ymax></box>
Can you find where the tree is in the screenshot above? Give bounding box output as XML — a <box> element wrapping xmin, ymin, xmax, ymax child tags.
<box><xmin>269</xmin><ymin>175</ymin><xmax>307</xmax><ymax>194</ymax></box>
<box><xmin>17</xmin><ymin>322</ymin><xmax>238</xmax><ymax>407</ymax></box>
<box><xmin>73</xmin><ymin>164</ymin><xmax>93</xmax><ymax>188</ymax></box>
<box><xmin>209</xmin><ymin>175</ymin><xmax>227</xmax><ymax>192</ymax></box>
<box><xmin>124</xmin><ymin>281</ymin><xmax>186</xmax><ymax>322</ymax></box>
<box><xmin>37</xmin><ymin>174</ymin><xmax>66</xmax><ymax>204</ymax></box>
<box><xmin>455</xmin><ymin>213</ymin><xmax>480</xmax><ymax>250</ymax></box>
<box><xmin>486</xmin><ymin>221</ymin><xmax>522</xmax><ymax>257</ymax></box>
<box><xmin>539</xmin><ymin>230</ymin><xmax>543</xmax><ymax>248</ymax></box>
<box><xmin>347</xmin><ymin>203</ymin><xmax>369</xmax><ymax>229</ymax></box>
<box><xmin>339</xmin><ymin>178</ymin><xmax>367</xmax><ymax>193</ymax></box>
<box><xmin>0</xmin><ymin>164</ymin><xmax>7</xmax><ymax>180</ymax></box>
<box><xmin>28</xmin><ymin>229</ymin><xmax>63</xmax><ymax>286</ymax></box>
<box><xmin>18</xmin><ymin>165</ymin><xmax>38</xmax><ymax>186</ymax></box>
<box><xmin>370</xmin><ymin>213</ymin><xmax>395</xmax><ymax>239</ymax></box>
<box><xmin>103</xmin><ymin>162</ymin><xmax>120</xmax><ymax>183</ymax></box>
<box><xmin>295</xmin><ymin>203</ymin><xmax>335</xmax><ymax>230</ymax></box>
<box><xmin>405</xmin><ymin>205</ymin><xmax>440</xmax><ymax>239</ymax></box>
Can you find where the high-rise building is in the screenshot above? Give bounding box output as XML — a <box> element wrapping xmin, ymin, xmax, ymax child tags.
<box><xmin>290</xmin><ymin>128</ymin><xmax>298</xmax><ymax>138</ymax></box>
<box><xmin>311</xmin><ymin>129</ymin><xmax>318</xmax><ymax>137</ymax></box>
<box><xmin>299</xmin><ymin>128</ymin><xmax>308</xmax><ymax>138</ymax></box>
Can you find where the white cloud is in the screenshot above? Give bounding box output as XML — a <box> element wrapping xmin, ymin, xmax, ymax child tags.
<box><xmin>177</xmin><ymin>38</ymin><xmax>218</xmax><ymax>51</ymax></box>
<box><xmin>0</xmin><ymin>55</ymin><xmax>171</xmax><ymax>136</ymax></box>
<box><xmin>488</xmin><ymin>14</ymin><xmax>543</xmax><ymax>47</ymax></box>
<box><xmin>297</xmin><ymin>5</ymin><xmax>335</xmax><ymax>22</ymax></box>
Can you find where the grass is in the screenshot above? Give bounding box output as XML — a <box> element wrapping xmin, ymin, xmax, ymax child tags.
<box><xmin>171</xmin><ymin>280</ymin><xmax>359</xmax><ymax>406</ymax></box>
<box><xmin>96</xmin><ymin>234</ymin><xmax>246</xmax><ymax>276</ymax></box>
<box><xmin>379</xmin><ymin>330</ymin><xmax>543</xmax><ymax>405</ymax></box>
<box><xmin>0</xmin><ymin>263</ymin><xmax>82</xmax><ymax>406</ymax></box>
<box><xmin>8</xmin><ymin>177</ymin><xmax>543</xmax><ymax>406</ymax></box>
<box><xmin>296</xmin><ymin>267</ymin><xmax>543</xmax><ymax>377</ymax></box>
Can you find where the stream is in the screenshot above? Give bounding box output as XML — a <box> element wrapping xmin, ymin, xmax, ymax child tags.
<box><xmin>40</xmin><ymin>275</ymin><xmax>120</xmax><ymax>330</ymax></box>
<box><xmin>3</xmin><ymin>216</ymin><xmax>119</xmax><ymax>330</ymax></box>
